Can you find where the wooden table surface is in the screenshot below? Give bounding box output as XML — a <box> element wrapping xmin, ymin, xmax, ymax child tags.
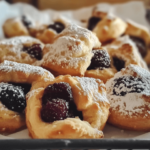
<box><xmin>10</xmin><ymin>0</ymin><xmax>150</xmax><ymax>10</ymax></box>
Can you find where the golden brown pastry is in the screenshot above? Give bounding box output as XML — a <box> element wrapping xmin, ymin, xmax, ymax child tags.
<box><xmin>26</xmin><ymin>75</ymin><xmax>110</xmax><ymax>139</ymax></box>
<box><xmin>125</xmin><ymin>19</ymin><xmax>150</xmax><ymax>58</ymax></box>
<box><xmin>88</xmin><ymin>14</ymin><xmax>127</xmax><ymax>44</ymax></box>
<box><xmin>41</xmin><ymin>24</ymin><xmax>101</xmax><ymax>76</ymax></box>
<box><xmin>106</xmin><ymin>64</ymin><xmax>150</xmax><ymax>131</ymax></box>
<box><xmin>92</xmin><ymin>7</ymin><xmax>108</xmax><ymax>19</ymax></box>
<box><xmin>0</xmin><ymin>36</ymin><xmax>44</xmax><ymax>65</ymax></box>
<box><xmin>3</xmin><ymin>15</ymin><xmax>36</xmax><ymax>38</ymax></box>
<box><xmin>85</xmin><ymin>35</ymin><xmax>148</xmax><ymax>83</ymax></box>
<box><xmin>34</xmin><ymin>17</ymin><xmax>70</xmax><ymax>44</ymax></box>
<box><xmin>0</xmin><ymin>60</ymin><xmax>54</xmax><ymax>133</ymax></box>
<box><xmin>104</xmin><ymin>35</ymin><xmax>148</xmax><ymax>71</ymax></box>
<box><xmin>145</xmin><ymin>49</ymin><xmax>150</xmax><ymax>68</ymax></box>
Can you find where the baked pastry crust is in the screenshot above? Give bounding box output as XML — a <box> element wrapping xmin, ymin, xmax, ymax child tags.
<box><xmin>41</xmin><ymin>24</ymin><xmax>101</xmax><ymax>76</ymax></box>
<box><xmin>34</xmin><ymin>17</ymin><xmax>70</xmax><ymax>44</ymax></box>
<box><xmin>85</xmin><ymin>67</ymin><xmax>117</xmax><ymax>83</ymax></box>
<box><xmin>26</xmin><ymin>75</ymin><xmax>110</xmax><ymax>139</ymax></box>
<box><xmin>104</xmin><ymin>35</ymin><xmax>148</xmax><ymax>70</ymax></box>
<box><xmin>145</xmin><ymin>48</ymin><xmax>150</xmax><ymax>66</ymax></box>
<box><xmin>91</xmin><ymin>6</ymin><xmax>109</xmax><ymax>19</ymax></box>
<box><xmin>0</xmin><ymin>60</ymin><xmax>54</xmax><ymax>133</ymax></box>
<box><xmin>125</xmin><ymin>20</ymin><xmax>150</xmax><ymax>46</ymax></box>
<box><xmin>0</xmin><ymin>36</ymin><xmax>44</xmax><ymax>65</ymax></box>
<box><xmin>3</xmin><ymin>18</ymin><xmax>29</xmax><ymax>38</ymax></box>
<box><xmin>93</xmin><ymin>15</ymin><xmax>127</xmax><ymax>43</ymax></box>
<box><xmin>106</xmin><ymin>64</ymin><xmax>150</xmax><ymax>131</ymax></box>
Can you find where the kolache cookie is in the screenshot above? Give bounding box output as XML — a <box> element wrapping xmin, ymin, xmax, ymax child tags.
<box><xmin>26</xmin><ymin>75</ymin><xmax>110</xmax><ymax>138</ymax></box>
<box><xmin>85</xmin><ymin>35</ymin><xmax>148</xmax><ymax>83</ymax></box>
<box><xmin>85</xmin><ymin>49</ymin><xmax>117</xmax><ymax>83</ymax></box>
<box><xmin>0</xmin><ymin>60</ymin><xmax>54</xmax><ymax>133</ymax></box>
<box><xmin>3</xmin><ymin>15</ymin><xmax>36</xmax><ymax>38</ymax></box>
<box><xmin>0</xmin><ymin>36</ymin><xmax>44</xmax><ymax>65</ymax></box>
<box><xmin>106</xmin><ymin>64</ymin><xmax>150</xmax><ymax>131</ymax></box>
<box><xmin>87</xmin><ymin>13</ymin><xmax>127</xmax><ymax>44</ymax></box>
<box><xmin>34</xmin><ymin>17</ymin><xmax>69</xmax><ymax>44</ymax></box>
<box><xmin>104</xmin><ymin>35</ymin><xmax>148</xmax><ymax>72</ymax></box>
<box><xmin>41</xmin><ymin>24</ymin><xmax>101</xmax><ymax>76</ymax></box>
<box><xmin>125</xmin><ymin>20</ymin><xmax>150</xmax><ymax>58</ymax></box>
<box><xmin>3</xmin><ymin>15</ymin><xmax>68</xmax><ymax>44</ymax></box>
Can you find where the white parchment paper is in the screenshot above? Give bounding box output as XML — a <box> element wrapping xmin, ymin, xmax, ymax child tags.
<box><xmin>0</xmin><ymin>1</ymin><xmax>150</xmax><ymax>139</ymax></box>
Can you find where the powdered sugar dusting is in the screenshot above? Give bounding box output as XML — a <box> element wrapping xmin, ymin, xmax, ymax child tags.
<box><xmin>105</xmin><ymin>35</ymin><xmax>137</xmax><ymax>50</ymax></box>
<box><xmin>75</xmin><ymin>77</ymin><xmax>109</xmax><ymax>103</ymax></box>
<box><xmin>59</xmin><ymin>24</ymin><xmax>100</xmax><ymax>48</ymax></box>
<box><xmin>43</xmin><ymin>36</ymin><xmax>90</xmax><ymax>69</ymax></box>
<box><xmin>0</xmin><ymin>36</ymin><xmax>43</xmax><ymax>62</ymax></box>
<box><xmin>106</xmin><ymin>64</ymin><xmax>150</xmax><ymax>117</ymax></box>
<box><xmin>26</xmin><ymin>88</ymin><xmax>41</xmax><ymax>100</ymax></box>
<box><xmin>0</xmin><ymin>60</ymin><xmax>54</xmax><ymax>79</ymax></box>
<box><xmin>43</xmin><ymin>24</ymin><xmax>100</xmax><ymax>69</ymax></box>
<box><xmin>0</xmin><ymin>102</ymin><xmax>8</xmax><ymax>112</ymax></box>
<box><xmin>0</xmin><ymin>36</ymin><xmax>40</xmax><ymax>46</ymax></box>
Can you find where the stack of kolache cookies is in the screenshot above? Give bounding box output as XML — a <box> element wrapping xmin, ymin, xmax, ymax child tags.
<box><xmin>1</xmin><ymin>7</ymin><xmax>150</xmax><ymax>139</ymax></box>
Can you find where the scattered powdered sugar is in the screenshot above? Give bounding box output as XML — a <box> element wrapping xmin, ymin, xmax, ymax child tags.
<box><xmin>107</xmin><ymin>13</ymin><xmax>116</xmax><ymax>20</ymax></box>
<box><xmin>0</xmin><ymin>36</ymin><xmax>39</xmax><ymax>46</ymax></box>
<box><xmin>43</xmin><ymin>36</ymin><xmax>92</xmax><ymax>69</ymax></box>
<box><xmin>43</xmin><ymin>24</ymin><xmax>100</xmax><ymax>69</ymax></box>
<box><xmin>59</xmin><ymin>24</ymin><xmax>100</xmax><ymax>48</ymax></box>
<box><xmin>75</xmin><ymin>77</ymin><xmax>109</xmax><ymax>103</ymax></box>
<box><xmin>0</xmin><ymin>101</ymin><xmax>8</xmax><ymax>112</ymax></box>
<box><xmin>0</xmin><ymin>60</ymin><xmax>54</xmax><ymax>79</ymax></box>
<box><xmin>105</xmin><ymin>35</ymin><xmax>137</xmax><ymax>50</ymax></box>
<box><xmin>26</xmin><ymin>88</ymin><xmax>41</xmax><ymax>100</ymax></box>
<box><xmin>106</xmin><ymin>64</ymin><xmax>150</xmax><ymax>116</ymax></box>
<box><xmin>0</xmin><ymin>36</ymin><xmax>42</xmax><ymax>58</ymax></box>
<box><xmin>0</xmin><ymin>82</ymin><xmax>24</xmax><ymax>98</ymax></box>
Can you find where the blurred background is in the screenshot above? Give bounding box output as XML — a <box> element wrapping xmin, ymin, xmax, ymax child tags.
<box><xmin>5</xmin><ymin>0</ymin><xmax>150</xmax><ymax>10</ymax></box>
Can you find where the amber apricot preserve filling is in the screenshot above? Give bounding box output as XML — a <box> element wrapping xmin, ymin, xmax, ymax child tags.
<box><xmin>41</xmin><ymin>82</ymin><xmax>83</xmax><ymax>122</ymax></box>
<box><xmin>87</xmin><ymin>50</ymin><xmax>110</xmax><ymax>70</ymax></box>
<box><xmin>0</xmin><ymin>82</ymin><xmax>31</xmax><ymax>113</ymax></box>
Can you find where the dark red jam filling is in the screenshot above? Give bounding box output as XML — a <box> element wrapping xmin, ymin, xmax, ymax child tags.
<box><xmin>22</xmin><ymin>15</ymin><xmax>32</xmax><ymax>28</ymax></box>
<box><xmin>8</xmin><ymin>82</ymin><xmax>31</xmax><ymax>95</ymax></box>
<box><xmin>0</xmin><ymin>83</ymin><xmax>30</xmax><ymax>113</ymax></box>
<box><xmin>88</xmin><ymin>16</ymin><xmax>101</xmax><ymax>31</ymax></box>
<box><xmin>41</xmin><ymin>82</ymin><xmax>83</xmax><ymax>122</ymax></box>
<box><xmin>22</xmin><ymin>44</ymin><xmax>43</xmax><ymax>60</ymax></box>
<box><xmin>113</xmin><ymin>76</ymin><xmax>145</xmax><ymax>96</ymax></box>
<box><xmin>87</xmin><ymin>50</ymin><xmax>110</xmax><ymax>70</ymax></box>
<box><xmin>48</xmin><ymin>22</ymin><xmax>65</xmax><ymax>33</ymax></box>
<box><xmin>129</xmin><ymin>36</ymin><xmax>147</xmax><ymax>58</ymax></box>
<box><xmin>113</xmin><ymin>57</ymin><xmax>125</xmax><ymax>71</ymax></box>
